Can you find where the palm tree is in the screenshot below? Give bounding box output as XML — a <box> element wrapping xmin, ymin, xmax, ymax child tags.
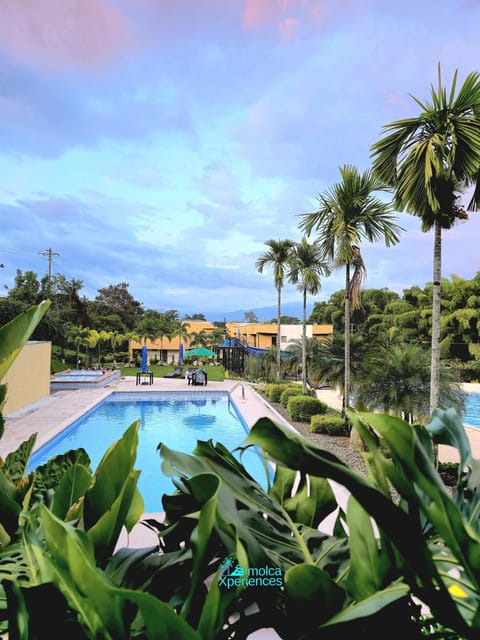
<box><xmin>299</xmin><ymin>165</ymin><xmax>402</xmax><ymax>416</ymax></box>
<box><xmin>173</xmin><ymin>320</ymin><xmax>190</xmax><ymax>362</ymax></box>
<box><xmin>371</xmin><ymin>65</ymin><xmax>480</xmax><ymax>414</ymax></box>
<box><xmin>314</xmin><ymin>332</ymin><xmax>372</xmax><ymax>399</ymax></box>
<box><xmin>356</xmin><ymin>342</ymin><xmax>466</xmax><ymax>423</ymax></box>
<box><xmin>287</xmin><ymin>237</ymin><xmax>332</xmax><ymax>393</ymax></box>
<box><xmin>256</xmin><ymin>239</ymin><xmax>295</xmax><ymax>383</ymax></box>
<box><xmin>285</xmin><ymin>336</ymin><xmax>322</xmax><ymax>383</ymax></box>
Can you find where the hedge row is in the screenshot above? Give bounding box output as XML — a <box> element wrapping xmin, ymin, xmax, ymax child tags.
<box><xmin>264</xmin><ymin>383</ymin><xmax>299</xmax><ymax>403</ymax></box>
<box><xmin>310</xmin><ymin>414</ymin><xmax>349</xmax><ymax>436</ymax></box>
<box><xmin>287</xmin><ymin>395</ymin><xmax>328</xmax><ymax>422</ymax></box>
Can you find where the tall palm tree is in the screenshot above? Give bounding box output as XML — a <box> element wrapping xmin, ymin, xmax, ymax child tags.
<box><xmin>371</xmin><ymin>65</ymin><xmax>480</xmax><ymax>414</ymax></box>
<box><xmin>299</xmin><ymin>165</ymin><xmax>402</xmax><ymax>414</ymax></box>
<box><xmin>256</xmin><ymin>239</ymin><xmax>295</xmax><ymax>383</ymax></box>
<box><xmin>287</xmin><ymin>237</ymin><xmax>332</xmax><ymax>393</ymax></box>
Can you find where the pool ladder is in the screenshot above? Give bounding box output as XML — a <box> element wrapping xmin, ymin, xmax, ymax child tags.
<box><xmin>230</xmin><ymin>381</ymin><xmax>246</xmax><ymax>400</ymax></box>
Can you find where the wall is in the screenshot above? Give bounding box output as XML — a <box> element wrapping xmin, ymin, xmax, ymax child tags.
<box><xmin>2</xmin><ymin>341</ymin><xmax>51</xmax><ymax>416</ymax></box>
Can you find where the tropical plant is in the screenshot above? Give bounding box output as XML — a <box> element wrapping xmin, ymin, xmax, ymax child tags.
<box><xmin>66</xmin><ymin>324</ymin><xmax>91</xmax><ymax>367</ymax></box>
<box><xmin>285</xmin><ymin>336</ymin><xmax>323</xmax><ymax>383</ymax></box>
<box><xmin>287</xmin><ymin>237</ymin><xmax>332</xmax><ymax>393</ymax></box>
<box><xmin>312</xmin><ymin>332</ymin><xmax>372</xmax><ymax>402</ymax></box>
<box><xmin>371</xmin><ymin>65</ymin><xmax>480</xmax><ymax>414</ymax></box>
<box><xmin>299</xmin><ymin>165</ymin><xmax>402</xmax><ymax>427</ymax></box>
<box><xmin>256</xmin><ymin>238</ymin><xmax>295</xmax><ymax>384</ymax></box>
<box><xmin>355</xmin><ymin>342</ymin><xmax>466</xmax><ymax>423</ymax></box>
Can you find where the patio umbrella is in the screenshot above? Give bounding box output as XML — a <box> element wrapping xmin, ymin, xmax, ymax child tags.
<box><xmin>184</xmin><ymin>347</ymin><xmax>217</xmax><ymax>358</ymax></box>
<box><xmin>179</xmin><ymin>343</ymin><xmax>184</xmax><ymax>362</ymax></box>
<box><xmin>141</xmin><ymin>345</ymin><xmax>148</xmax><ymax>372</ymax></box>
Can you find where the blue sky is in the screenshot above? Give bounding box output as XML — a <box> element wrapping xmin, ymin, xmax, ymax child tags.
<box><xmin>1</xmin><ymin>0</ymin><xmax>480</xmax><ymax>320</ymax></box>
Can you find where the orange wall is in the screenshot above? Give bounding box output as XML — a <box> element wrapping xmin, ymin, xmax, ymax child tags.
<box><xmin>2</xmin><ymin>341</ymin><xmax>51</xmax><ymax>416</ymax></box>
<box><xmin>129</xmin><ymin>321</ymin><xmax>217</xmax><ymax>357</ymax></box>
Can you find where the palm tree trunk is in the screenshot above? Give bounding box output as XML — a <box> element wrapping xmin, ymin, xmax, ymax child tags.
<box><xmin>344</xmin><ymin>263</ymin><xmax>351</xmax><ymax>410</ymax></box>
<box><xmin>430</xmin><ymin>220</ymin><xmax>442</xmax><ymax>414</ymax></box>
<box><xmin>302</xmin><ymin>288</ymin><xmax>307</xmax><ymax>393</ymax></box>
<box><xmin>276</xmin><ymin>284</ymin><xmax>281</xmax><ymax>384</ymax></box>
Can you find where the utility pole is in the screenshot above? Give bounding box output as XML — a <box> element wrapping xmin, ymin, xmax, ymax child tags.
<box><xmin>38</xmin><ymin>247</ymin><xmax>60</xmax><ymax>292</ymax></box>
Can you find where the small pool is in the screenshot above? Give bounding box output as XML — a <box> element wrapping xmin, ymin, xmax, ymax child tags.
<box><xmin>29</xmin><ymin>391</ymin><xmax>267</xmax><ymax>512</ymax></box>
<box><xmin>50</xmin><ymin>369</ymin><xmax>121</xmax><ymax>391</ymax></box>
<box><xmin>463</xmin><ymin>393</ymin><xmax>480</xmax><ymax>429</ymax></box>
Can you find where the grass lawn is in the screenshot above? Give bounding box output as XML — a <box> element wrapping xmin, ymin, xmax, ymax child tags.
<box><xmin>120</xmin><ymin>364</ymin><xmax>226</xmax><ymax>382</ymax></box>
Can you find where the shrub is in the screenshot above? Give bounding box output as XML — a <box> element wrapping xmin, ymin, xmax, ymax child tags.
<box><xmin>279</xmin><ymin>386</ymin><xmax>306</xmax><ymax>408</ymax></box>
<box><xmin>265</xmin><ymin>383</ymin><xmax>296</xmax><ymax>403</ymax></box>
<box><xmin>311</xmin><ymin>414</ymin><xmax>349</xmax><ymax>436</ymax></box>
<box><xmin>287</xmin><ymin>395</ymin><xmax>328</xmax><ymax>422</ymax></box>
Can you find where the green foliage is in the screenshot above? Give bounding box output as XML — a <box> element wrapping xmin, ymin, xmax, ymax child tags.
<box><xmin>311</xmin><ymin>414</ymin><xmax>348</xmax><ymax>436</ymax></box>
<box><xmin>287</xmin><ymin>395</ymin><xmax>328</xmax><ymax>422</ymax></box>
<box><xmin>279</xmin><ymin>386</ymin><xmax>306</xmax><ymax>407</ymax></box>
<box><xmin>264</xmin><ymin>383</ymin><xmax>296</xmax><ymax>402</ymax></box>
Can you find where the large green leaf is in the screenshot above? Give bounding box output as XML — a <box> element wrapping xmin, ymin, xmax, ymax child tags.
<box><xmin>352</xmin><ymin>411</ymin><xmax>480</xmax><ymax>577</ymax></box>
<box><xmin>346</xmin><ymin>496</ymin><xmax>393</xmax><ymax>601</ymax></box>
<box><xmin>31</xmin><ymin>505</ymin><xmax>200</xmax><ymax>639</ymax></box>
<box><xmin>3</xmin><ymin>434</ymin><xmax>37</xmax><ymax>485</ymax></box>
<box><xmin>84</xmin><ymin>421</ymin><xmax>140</xmax><ymax>528</ymax></box>
<box><xmin>319</xmin><ymin>581</ymin><xmax>411</xmax><ymax>629</ymax></box>
<box><xmin>180</xmin><ymin>473</ymin><xmax>221</xmax><ymax>621</ymax></box>
<box><xmin>86</xmin><ymin>470</ymin><xmax>141</xmax><ymax>561</ymax></box>
<box><xmin>284</xmin><ymin>563</ymin><xmax>345</xmax><ymax>628</ymax></box>
<box><xmin>33</xmin><ymin>447</ymin><xmax>91</xmax><ymax>497</ymax></box>
<box><xmin>51</xmin><ymin>463</ymin><xmax>92</xmax><ymax>520</ymax></box>
<box><xmin>83</xmin><ymin>421</ymin><xmax>144</xmax><ymax>560</ymax></box>
<box><xmin>160</xmin><ymin>440</ymin><xmax>324</xmax><ymax>568</ymax></box>
<box><xmin>0</xmin><ymin>301</ymin><xmax>51</xmax><ymax>383</ymax></box>
<box><xmin>246</xmin><ymin>416</ymin><xmax>470</xmax><ymax>635</ymax></box>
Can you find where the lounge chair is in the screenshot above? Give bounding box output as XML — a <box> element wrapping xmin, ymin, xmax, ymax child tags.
<box><xmin>163</xmin><ymin>366</ymin><xmax>184</xmax><ymax>378</ymax></box>
<box><xmin>306</xmin><ymin>379</ymin><xmax>330</xmax><ymax>390</ymax></box>
<box><xmin>192</xmin><ymin>369</ymin><xmax>207</xmax><ymax>386</ymax></box>
<box><xmin>185</xmin><ymin>367</ymin><xmax>197</xmax><ymax>385</ymax></box>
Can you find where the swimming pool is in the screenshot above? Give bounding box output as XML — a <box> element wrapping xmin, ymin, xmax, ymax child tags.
<box><xmin>463</xmin><ymin>393</ymin><xmax>480</xmax><ymax>429</ymax></box>
<box><xmin>50</xmin><ymin>369</ymin><xmax>121</xmax><ymax>391</ymax></box>
<box><xmin>29</xmin><ymin>391</ymin><xmax>266</xmax><ymax>512</ymax></box>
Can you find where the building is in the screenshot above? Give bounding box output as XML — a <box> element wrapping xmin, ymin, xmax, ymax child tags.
<box><xmin>128</xmin><ymin>321</ymin><xmax>219</xmax><ymax>364</ymax></box>
<box><xmin>225</xmin><ymin>322</ymin><xmax>333</xmax><ymax>350</ymax></box>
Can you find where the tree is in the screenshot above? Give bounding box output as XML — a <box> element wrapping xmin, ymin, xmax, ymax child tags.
<box><xmin>371</xmin><ymin>65</ymin><xmax>480</xmax><ymax>414</ymax></box>
<box><xmin>287</xmin><ymin>237</ymin><xmax>332</xmax><ymax>393</ymax></box>
<box><xmin>6</xmin><ymin>270</ymin><xmax>42</xmax><ymax>305</ymax></box>
<box><xmin>255</xmin><ymin>239</ymin><xmax>294</xmax><ymax>383</ymax></box>
<box><xmin>91</xmin><ymin>282</ymin><xmax>143</xmax><ymax>330</ymax></box>
<box><xmin>243</xmin><ymin>310</ymin><xmax>259</xmax><ymax>323</ymax></box>
<box><xmin>356</xmin><ymin>342</ymin><xmax>465</xmax><ymax>423</ymax></box>
<box><xmin>300</xmin><ymin>165</ymin><xmax>402</xmax><ymax>417</ymax></box>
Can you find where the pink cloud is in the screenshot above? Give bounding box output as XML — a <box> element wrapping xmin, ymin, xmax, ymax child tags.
<box><xmin>242</xmin><ymin>0</ymin><xmax>329</xmax><ymax>38</ymax></box>
<box><xmin>0</xmin><ymin>0</ymin><xmax>132</xmax><ymax>70</ymax></box>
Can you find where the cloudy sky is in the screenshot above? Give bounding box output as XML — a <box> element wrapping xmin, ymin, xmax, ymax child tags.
<box><xmin>1</xmin><ymin>0</ymin><xmax>480</xmax><ymax>320</ymax></box>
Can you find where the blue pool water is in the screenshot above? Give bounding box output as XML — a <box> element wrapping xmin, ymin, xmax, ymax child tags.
<box><xmin>464</xmin><ymin>393</ymin><xmax>480</xmax><ymax>429</ymax></box>
<box><xmin>29</xmin><ymin>391</ymin><xmax>266</xmax><ymax>512</ymax></box>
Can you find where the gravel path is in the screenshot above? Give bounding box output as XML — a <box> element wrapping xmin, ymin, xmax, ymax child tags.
<box><xmin>266</xmin><ymin>400</ymin><xmax>369</xmax><ymax>478</ymax></box>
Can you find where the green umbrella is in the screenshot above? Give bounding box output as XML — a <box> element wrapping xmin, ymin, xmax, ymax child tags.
<box><xmin>185</xmin><ymin>347</ymin><xmax>217</xmax><ymax>358</ymax></box>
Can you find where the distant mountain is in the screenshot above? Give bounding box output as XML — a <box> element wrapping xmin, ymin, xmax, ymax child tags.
<box><xmin>204</xmin><ymin>301</ymin><xmax>313</xmax><ymax>323</ymax></box>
